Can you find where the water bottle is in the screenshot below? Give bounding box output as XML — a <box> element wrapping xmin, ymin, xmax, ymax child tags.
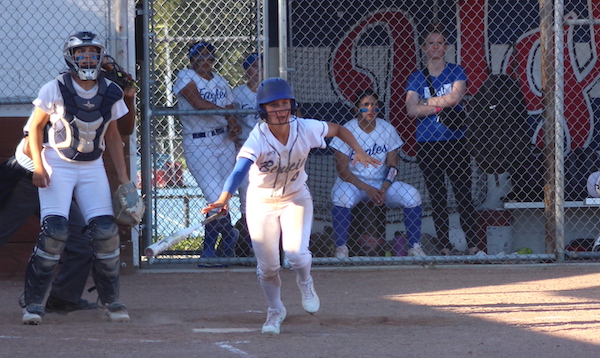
<box><xmin>392</xmin><ymin>231</ymin><xmax>407</xmax><ymax>256</ymax></box>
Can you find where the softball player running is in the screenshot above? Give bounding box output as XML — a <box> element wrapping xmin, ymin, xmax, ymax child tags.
<box><xmin>202</xmin><ymin>78</ymin><xmax>380</xmax><ymax>335</ymax></box>
<box><xmin>330</xmin><ymin>89</ymin><xmax>424</xmax><ymax>258</ymax></box>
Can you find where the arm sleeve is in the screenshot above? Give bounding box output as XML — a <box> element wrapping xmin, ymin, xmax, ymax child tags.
<box><xmin>222</xmin><ymin>157</ymin><xmax>253</xmax><ymax>194</ymax></box>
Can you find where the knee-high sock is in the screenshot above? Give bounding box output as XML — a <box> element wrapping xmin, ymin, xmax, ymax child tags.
<box><xmin>294</xmin><ymin>264</ymin><xmax>312</xmax><ymax>285</ymax></box>
<box><xmin>404</xmin><ymin>205</ymin><xmax>423</xmax><ymax>247</ymax></box>
<box><xmin>332</xmin><ymin>206</ymin><xmax>351</xmax><ymax>247</ymax></box>
<box><xmin>259</xmin><ymin>274</ymin><xmax>285</xmax><ymax>310</ymax></box>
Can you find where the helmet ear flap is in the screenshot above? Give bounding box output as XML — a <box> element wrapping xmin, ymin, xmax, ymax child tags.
<box><xmin>258</xmin><ymin>104</ymin><xmax>267</xmax><ymax>120</ymax></box>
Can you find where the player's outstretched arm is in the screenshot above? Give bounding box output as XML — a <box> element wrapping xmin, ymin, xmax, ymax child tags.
<box><xmin>202</xmin><ymin>191</ymin><xmax>232</xmax><ymax>215</ymax></box>
<box><xmin>201</xmin><ymin>157</ymin><xmax>254</xmax><ymax>215</ymax></box>
<box><xmin>326</xmin><ymin>122</ymin><xmax>381</xmax><ymax>168</ymax></box>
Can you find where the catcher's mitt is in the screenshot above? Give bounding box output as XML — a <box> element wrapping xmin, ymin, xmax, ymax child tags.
<box><xmin>102</xmin><ymin>55</ymin><xmax>136</xmax><ymax>89</ymax></box>
<box><xmin>113</xmin><ymin>181</ymin><xmax>145</xmax><ymax>226</ymax></box>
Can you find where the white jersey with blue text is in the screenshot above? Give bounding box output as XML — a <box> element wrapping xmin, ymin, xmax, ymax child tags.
<box><xmin>329</xmin><ymin>118</ymin><xmax>403</xmax><ymax>182</ymax></box>
<box><xmin>238</xmin><ymin>117</ymin><xmax>328</xmax><ymax>197</ymax></box>
<box><xmin>173</xmin><ymin>69</ymin><xmax>233</xmax><ymax>135</ymax></box>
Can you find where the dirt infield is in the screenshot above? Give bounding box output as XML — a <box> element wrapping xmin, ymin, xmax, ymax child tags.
<box><xmin>2</xmin><ymin>264</ymin><xmax>600</xmax><ymax>358</ymax></box>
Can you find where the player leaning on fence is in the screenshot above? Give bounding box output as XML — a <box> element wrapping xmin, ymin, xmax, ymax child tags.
<box><xmin>202</xmin><ymin>78</ymin><xmax>381</xmax><ymax>335</ymax></box>
<box><xmin>174</xmin><ymin>41</ymin><xmax>242</xmax><ymax>258</ymax></box>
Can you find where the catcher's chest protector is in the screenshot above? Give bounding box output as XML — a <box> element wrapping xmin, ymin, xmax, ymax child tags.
<box><xmin>54</xmin><ymin>73</ymin><xmax>122</xmax><ymax>162</ymax></box>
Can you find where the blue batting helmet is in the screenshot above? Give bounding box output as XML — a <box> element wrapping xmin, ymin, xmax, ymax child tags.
<box><xmin>256</xmin><ymin>78</ymin><xmax>296</xmax><ymax>119</ymax></box>
<box><xmin>188</xmin><ymin>42</ymin><xmax>215</xmax><ymax>60</ymax></box>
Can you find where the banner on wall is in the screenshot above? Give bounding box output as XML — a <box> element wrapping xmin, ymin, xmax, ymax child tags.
<box><xmin>290</xmin><ymin>0</ymin><xmax>600</xmax><ymax>158</ymax></box>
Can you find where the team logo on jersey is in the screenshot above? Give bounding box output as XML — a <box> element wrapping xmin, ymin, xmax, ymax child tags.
<box><xmin>350</xmin><ymin>143</ymin><xmax>388</xmax><ymax>161</ymax></box>
<box><xmin>258</xmin><ymin>158</ymin><xmax>306</xmax><ymax>174</ymax></box>
<box><xmin>199</xmin><ymin>87</ymin><xmax>228</xmax><ymax>103</ymax></box>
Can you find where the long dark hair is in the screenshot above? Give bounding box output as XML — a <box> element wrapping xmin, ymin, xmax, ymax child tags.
<box><xmin>353</xmin><ymin>88</ymin><xmax>379</xmax><ymax>109</ymax></box>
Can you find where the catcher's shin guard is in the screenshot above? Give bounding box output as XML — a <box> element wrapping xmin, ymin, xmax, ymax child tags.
<box><xmin>89</xmin><ymin>215</ymin><xmax>121</xmax><ymax>305</ymax></box>
<box><xmin>23</xmin><ymin>216</ymin><xmax>69</xmax><ymax>306</ymax></box>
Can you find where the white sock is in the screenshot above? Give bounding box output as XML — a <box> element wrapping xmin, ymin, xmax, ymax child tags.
<box><xmin>259</xmin><ymin>274</ymin><xmax>285</xmax><ymax>310</ymax></box>
<box><xmin>294</xmin><ymin>265</ymin><xmax>312</xmax><ymax>285</ymax></box>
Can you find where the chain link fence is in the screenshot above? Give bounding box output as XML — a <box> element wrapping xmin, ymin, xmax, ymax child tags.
<box><xmin>141</xmin><ymin>0</ymin><xmax>262</xmax><ymax>265</ymax></box>
<box><xmin>0</xmin><ymin>1</ymin><xmax>112</xmax><ymax>106</ymax></box>
<box><xmin>140</xmin><ymin>0</ymin><xmax>600</xmax><ymax>267</ymax></box>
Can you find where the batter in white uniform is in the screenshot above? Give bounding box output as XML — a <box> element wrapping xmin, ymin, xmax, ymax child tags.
<box><xmin>330</xmin><ymin>89</ymin><xmax>424</xmax><ymax>259</ymax></box>
<box><xmin>174</xmin><ymin>42</ymin><xmax>242</xmax><ymax>257</ymax></box>
<box><xmin>202</xmin><ymin>78</ymin><xmax>380</xmax><ymax>335</ymax></box>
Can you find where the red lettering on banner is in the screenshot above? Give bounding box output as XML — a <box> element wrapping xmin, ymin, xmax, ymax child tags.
<box><xmin>514</xmin><ymin>19</ymin><xmax>600</xmax><ymax>151</ymax></box>
<box><xmin>459</xmin><ymin>0</ymin><xmax>487</xmax><ymax>94</ymax></box>
<box><xmin>332</xmin><ymin>3</ymin><xmax>600</xmax><ymax>155</ymax></box>
<box><xmin>331</xmin><ymin>10</ymin><xmax>418</xmax><ymax>157</ymax></box>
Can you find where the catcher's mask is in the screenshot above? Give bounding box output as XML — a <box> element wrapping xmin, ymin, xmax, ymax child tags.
<box><xmin>64</xmin><ymin>31</ymin><xmax>105</xmax><ymax>81</ymax></box>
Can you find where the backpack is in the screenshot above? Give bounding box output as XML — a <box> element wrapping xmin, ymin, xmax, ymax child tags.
<box><xmin>466</xmin><ymin>74</ymin><xmax>530</xmax><ymax>176</ymax></box>
<box><xmin>564</xmin><ymin>147</ymin><xmax>600</xmax><ymax>201</ymax></box>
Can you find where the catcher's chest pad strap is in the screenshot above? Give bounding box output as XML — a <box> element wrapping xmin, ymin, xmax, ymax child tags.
<box><xmin>55</xmin><ymin>74</ymin><xmax>123</xmax><ymax>161</ymax></box>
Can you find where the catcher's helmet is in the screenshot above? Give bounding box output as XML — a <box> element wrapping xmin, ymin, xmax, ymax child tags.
<box><xmin>64</xmin><ymin>31</ymin><xmax>105</xmax><ymax>81</ymax></box>
<box><xmin>256</xmin><ymin>78</ymin><xmax>296</xmax><ymax>120</ymax></box>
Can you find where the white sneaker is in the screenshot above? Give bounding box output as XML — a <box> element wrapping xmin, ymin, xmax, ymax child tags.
<box><xmin>105</xmin><ymin>302</ymin><xmax>130</xmax><ymax>322</ymax></box>
<box><xmin>297</xmin><ymin>278</ymin><xmax>320</xmax><ymax>314</ymax></box>
<box><xmin>334</xmin><ymin>245</ymin><xmax>349</xmax><ymax>259</ymax></box>
<box><xmin>262</xmin><ymin>307</ymin><xmax>287</xmax><ymax>335</ymax></box>
<box><xmin>22</xmin><ymin>305</ymin><xmax>44</xmax><ymax>325</ymax></box>
<box><xmin>408</xmin><ymin>243</ymin><xmax>426</xmax><ymax>257</ymax></box>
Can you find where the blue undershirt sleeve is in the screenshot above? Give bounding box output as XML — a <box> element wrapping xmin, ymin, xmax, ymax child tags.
<box><xmin>223</xmin><ymin>157</ymin><xmax>253</xmax><ymax>194</ymax></box>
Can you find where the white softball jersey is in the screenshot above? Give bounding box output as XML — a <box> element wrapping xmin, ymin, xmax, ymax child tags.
<box><xmin>329</xmin><ymin>118</ymin><xmax>403</xmax><ymax>182</ymax></box>
<box><xmin>238</xmin><ymin>117</ymin><xmax>328</xmax><ymax>198</ymax></box>
<box><xmin>232</xmin><ymin>83</ymin><xmax>259</xmax><ymax>142</ymax></box>
<box><xmin>173</xmin><ymin>69</ymin><xmax>233</xmax><ymax>135</ymax></box>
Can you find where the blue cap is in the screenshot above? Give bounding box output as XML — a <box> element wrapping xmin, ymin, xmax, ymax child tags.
<box><xmin>189</xmin><ymin>42</ymin><xmax>215</xmax><ymax>60</ymax></box>
<box><xmin>243</xmin><ymin>53</ymin><xmax>260</xmax><ymax>70</ymax></box>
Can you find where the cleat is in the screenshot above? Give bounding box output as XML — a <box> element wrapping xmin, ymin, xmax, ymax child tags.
<box><xmin>22</xmin><ymin>304</ymin><xmax>45</xmax><ymax>325</ymax></box>
<box><xmin>105</xmin><ymin>302</ymin><xmax>130</xmax><ymax>322</ymax></box>
<box><xmin>408</xmin><ymin>243</ymin><xmax>427</xmax><ymax>257</ymax></box>
<box><xmin>297</xmin><ymin>277</ymin><xmax>320</xmax><ymax>314</ymax></box>
<box><xmin>262</xmin><ymin>307</ymin><xmax>286</xmax><ymax>335</ymax></box>
<box><xmin>334</xmin><ymin>245</ymin><xmax>349</xmax><ymax>259</ymax></box>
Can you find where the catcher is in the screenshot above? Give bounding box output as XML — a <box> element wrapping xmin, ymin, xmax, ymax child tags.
<box><xmin>21</xmin><ymin>31</ymin><xmax>141</xmax><ymax>325</ymax></box>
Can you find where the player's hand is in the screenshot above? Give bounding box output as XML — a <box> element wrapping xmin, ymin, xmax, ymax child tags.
<box><xmin>366</xmin><ymin>187</ymin><xmax>386</xmax><ymax>206</ymax></box>
<box><xmin>201</xmin><ymin>192</ymin><xmax>232</xmax><ymax>215</ymax></box>
<box><xmin>202</xmin><ymin>202</ymin><xmax>228</xmax><ymax>216</ymax></box>
<box><xmin>32</xmin><ymin>168</ymin><xmax>50</xmax><ymax>188</ymax></box>
<box><xmin>352</xmin><ymin>151</ymin><xmax>381</xmax><ymax>168</ymax></box>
